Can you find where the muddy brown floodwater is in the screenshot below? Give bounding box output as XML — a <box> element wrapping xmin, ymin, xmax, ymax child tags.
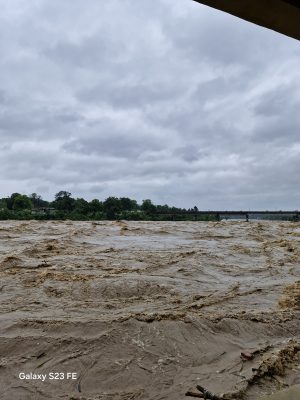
<box><xmin>0</xmin><ymin>220</ymin><xmax>299</xmax><ymax>400</ymax></box>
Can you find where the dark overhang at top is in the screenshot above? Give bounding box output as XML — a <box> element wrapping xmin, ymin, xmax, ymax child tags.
<box><xmin>193</xmin><ymin>0</ymin><xmax>300</xmax><ymax>40</ymax></box>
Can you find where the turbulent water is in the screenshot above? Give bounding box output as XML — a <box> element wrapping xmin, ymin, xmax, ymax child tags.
<box><xmin>0</xmin><ymin>220</ymin><xmax>299</xmax><ymax>399</ymax></box>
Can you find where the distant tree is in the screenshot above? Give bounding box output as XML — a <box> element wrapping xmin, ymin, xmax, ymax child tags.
<box><xmin>11</xmin><ymin>193</ymin><xmax>21</xmax><ymax>200</ymax></box>
<box><xmin>53</xmin><ymin>191</ymin><xmax>74</xmax><ymax>212</ymax></box>
<box><xmin>74</xmin><ymin>198</ymin><xmax>90</xmax><ymax>214</ymax></box>
<box><xmin>0</xmin><ymin>198</ymin><xmax>8</xmax><ymax>210</ymax></box>
<box><xmin>89</xmin><ymin>199</ymin><xmax>103</xmax><ymax>212</ymax></box>
<box><xmin>55</xmin><ymin>191</ymin><xmax>72</xmax><ymax>201</ymax></box>
<box><xmin>119</xmin><ymin>197</ymin><xmax>138</xmax><ymax>211</ymax></box>
<box><xmin>29</xmin><ymin>193</ymin><xmax>48</xmax><ymax>208</ymax></box>
<box><xmin>6</xmin><ymin>193</ymin><xmax>21</xmax><ymax>210</ymax></box>
<box><xmin>12</xmin><ymin>195</ymin><xmax>32</xmax><ymax>210</ymax></box>
<box><xmin>141</xmin><ymin>199</ymin><xmax>156</xmax><ymax>215</ymax></box>
<box><xmin>156</xmin><ymin>204</ymin><xmax>170</xmax><ymax>213</ymax></box>
<box><xmin>103</xmin><ymin>197</ymin><xmax>121</xmax><ymax>219</ymax></box>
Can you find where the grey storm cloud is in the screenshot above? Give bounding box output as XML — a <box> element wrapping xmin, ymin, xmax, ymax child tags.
<box><xmin>77</xmin><ymin>81</ymin><xmax>180</xmax><ymax>109</ymax></box>
<box><xmin>0</xmin><ymin>0</ymin><xmax>300</xmax><ymax>208</ymax></box>
<box><xmin>63</xmin><ymin>130</ymin><xmax>162</xmax><ymax>159</ymax></box>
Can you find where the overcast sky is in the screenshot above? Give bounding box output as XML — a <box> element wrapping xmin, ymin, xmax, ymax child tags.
<box><xmin>0</xmin><ymin>0</ymin><xmax>300</xmax><ymax>209</ymax></box>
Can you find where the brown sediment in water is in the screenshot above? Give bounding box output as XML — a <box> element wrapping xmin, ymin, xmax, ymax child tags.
<box><xmin>259</xmin><ymin>385</ymin><xmax>300</xmax><ymax>400</ymax></box>
<box><xmin>0</xmin><ymin>220</ymin><xmax>299</xmax><ymax>400</ymax></box>
<box><xmin>279</xmin><ymin>281</ymin><xmax>300</xmax><ymax>310</ymax></box>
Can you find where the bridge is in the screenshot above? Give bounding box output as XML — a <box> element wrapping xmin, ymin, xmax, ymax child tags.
<box><xmin>156</xmin><ymin>210</ymin><xmax>300</xmax><ymax>221</ymax></box>
<box><xmin>193</xmin><ymin>0</ymin><xmax>300</xmax><ymax>40</ymax></box>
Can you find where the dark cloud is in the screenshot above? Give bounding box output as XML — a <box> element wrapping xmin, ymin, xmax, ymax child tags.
<box><xmin>62</xmin><ymin>116</ymin><xmax>163</xmax><ymax>159</ymax></box>
<box><xmin>63</xmin><ymin>133</ymin><xmax>161</xmax><ymax>159</ymax></box>
<box><xmin>0</xmin><ymin>0</ymin><xmax>299</xmax><ymax>208</ymax></box>
<box><xmin>253</xmin><ymin>84</ymin><xmax>297</xmax><ymax>117</ymax></box>
<box><xmin>77</xmin><ymin>81</ymin><xmax>180</xmax><ymax>109</ymax></box>
<box><xmin>250</xmin><ymin>82</ymin><xmax>300</xmax><ymax>144</ymax></box>
<box><xmin>0</xmin><ymin>90</ymin><xmax>7</xmax><ymax>104</ymax></box>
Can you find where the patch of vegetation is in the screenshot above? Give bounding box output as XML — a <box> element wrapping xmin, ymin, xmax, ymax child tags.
<box><xmin>0</xmin><ymin>192</ymin><xmax>214</xmax><ymax>221</ymax></box>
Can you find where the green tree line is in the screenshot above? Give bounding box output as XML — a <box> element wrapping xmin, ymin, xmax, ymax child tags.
<box><xmin>0</xmin><ymin>191</ymin><xmax>214</xmax><ymax>221</ymax></box>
